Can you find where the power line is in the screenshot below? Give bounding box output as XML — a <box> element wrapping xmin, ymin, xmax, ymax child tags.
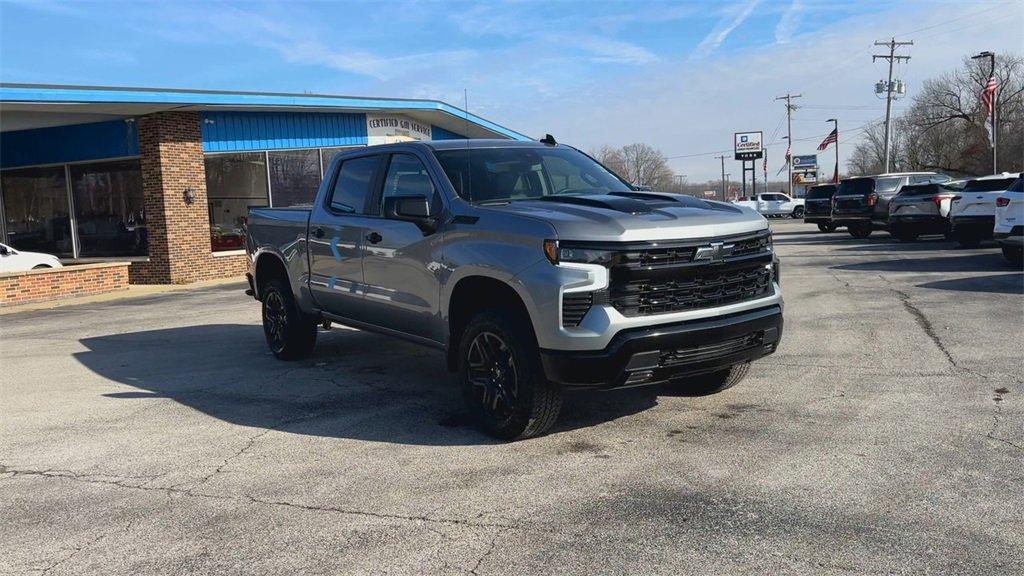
<box><xmin>872</xmin><ymin>38</ymin><xmax>913</xmax><ymax>173</ymax></box>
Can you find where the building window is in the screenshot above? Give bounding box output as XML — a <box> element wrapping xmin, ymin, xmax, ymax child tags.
<box><xmin>70</xmin><ymin>159</ymin><xmax>146</xmax><ymax>257</ymax></box>
<box><xmin>268</xmin><ymin>149</ymin><xmax>321</xmax><ymax>208</ymax></box>
<box><xmin>321</xmin><ymin>147</ymin><xmax>360</xmax><ymax>174</ymax></box>
<box><xmin>205</xmin><ymin>152</ymin><xmax>269</xmax><ymax>252</ymax></box>
<box><xmin>0</xmin><ymin>166</ymin><xmax>74</xmax><ymax>257</ymax></box>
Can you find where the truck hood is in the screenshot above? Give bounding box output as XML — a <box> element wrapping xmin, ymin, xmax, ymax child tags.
<box><xmin>480</xmin><ymin>191</ymin><xmax>767</xmax><ymax>242</ymax></box>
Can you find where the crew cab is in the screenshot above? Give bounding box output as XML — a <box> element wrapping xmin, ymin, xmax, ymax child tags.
<box><xmin>886</xmin><ymin>182</ymin><xmax>962</xmax><ymax>241</ymax></box>
<box><xmin>732</xmin><ymin>193</ymin><xmax>805</xmax><ymax>218</ymax></box>
<box><xmin>949</xmin><ymin>173</ymin><xmax>1021</xmax><ymax>247</ymax></box>
<box><xmin>831</xmin><ymin>172</ymin><xmax>950</xmax><ymax>238</ymax></box>
<box><xmin>802</xmin><ymin>184</ymin><xmax>838</xmax><ymax>232</ymax></box>
<box><xmin>245</xmin><ymin>140</ymin><xmax>784</xmax><ymax>439</ymax></box>
<box><xmin>994</xmin><ymin>177</ymin><xmax>1023</xmax><ymax>264</ymax></box>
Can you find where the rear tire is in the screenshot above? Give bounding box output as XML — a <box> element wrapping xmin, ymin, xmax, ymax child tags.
<box><xmin>261</xmin><ymin>278</ymin><xmax>317</xmax><ymax>361</ymax></box>
<box><xmin>817</xmin><ymin>222</ymin><xmax>836</xmax><ymax>233</ymax></box>
<box><xmin>792</xmin><ymin>206</ymin><xmax>805</xmax><ymax>219</ymax></box>
<box><xmin>677</xmin><ymin>363</ymin><xmax>750</xmax><ymax>395</ymax></box>
<box><xmin>956</xmin><ymin>233</ymin><xmax>981</xmax><ymax>248</ymax></box>
<box><xmin>459</xmin><ymin>309</ymin><xmax>562</xmax><ymax>440</ymax></box>
<box><xmin>893</xmin><ymin>226</ymin><xmax>919</xmax><ymax>241</ymax></box>
<box><xmin>1002</xmin><ymin>245</ymin><xmax>1024</xmax><ymax>266</ymax></box>
<box><xmin>848</xmin><ymin>223</ymin><xmax>872</xmax><ymax>239</ymax></box>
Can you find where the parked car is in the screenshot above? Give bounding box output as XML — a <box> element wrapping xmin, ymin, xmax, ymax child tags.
<box><xmin>949</xmin><ymin>173</ymin><xmax>1022</xmax><ymax>248</ymax></box>
<box><xmin>994</xmin><ymin>176</ymin><xmax>1023</xmax><ymax>265</ymax></box>
<box><xmin>0</xmin><ymin>242</ymin><xmax>63</xmax><ymax>273</ymax></box>
<box><xmin>832</xmin><ymin>172</ymin><xmax>951</xmax><ymax>238</ymax></box>
<box><xmin>886</xmin><ymin>182</ymin><xmax>962</xmax><ymax>241</ymax></box>
<box><xmin>732</xmin><ymin>192</ymin><xmax>805</xmax><ymax>218</ymax></box>
<box><xmin>245</xmin><ymin>139</ymin><xmax>784</xmax><ymax>440</ymax></box>
<box><xmin>802</xmin><ymin>184</ymin><xmax>838</xmax><ymax>232</ymax></box>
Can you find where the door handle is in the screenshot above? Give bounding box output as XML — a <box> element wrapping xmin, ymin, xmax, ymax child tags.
<box><xmin>313</xmin><ymin>227</ymin><xmax>325</xmax><ymax>239</ymax></box>
<box><xmin>365</xmin><ymin>232</ymin><xmax>383</xmax><ymax>244</ymax></box>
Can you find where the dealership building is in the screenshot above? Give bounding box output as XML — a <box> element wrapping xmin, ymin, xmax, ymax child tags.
<box><xmin>0</xmin><ymin>84</ymin><xmax>529</xmax><ymax>284</ymax></box>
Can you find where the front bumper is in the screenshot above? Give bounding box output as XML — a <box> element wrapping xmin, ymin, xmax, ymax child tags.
<box><xmin>539</xmin><ymin>305</ymin><xmax>783</xmax><ymax>389</ymax></box>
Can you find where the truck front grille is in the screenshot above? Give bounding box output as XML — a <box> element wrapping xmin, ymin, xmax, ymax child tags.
<box><xmin>610</xmin><ymin>263</ymin><xmax>771</xmax><ymax>316</ymax></box>
<box><xmin>599</xmin><ymin>230</ymin><xmax>774</xmax><ymax>317</ymax></box>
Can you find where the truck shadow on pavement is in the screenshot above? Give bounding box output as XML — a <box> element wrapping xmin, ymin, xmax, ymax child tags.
<box><xmin>76</xmin><ymin>324</ymin><xmax>661</xmax><ymax>445</ymax></box>
<box><xmin>832</xmin><ymin>252</ymin><xmax>1017</xmax><ymax>274</ymax></box>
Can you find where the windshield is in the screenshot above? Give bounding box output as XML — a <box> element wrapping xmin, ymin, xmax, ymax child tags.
<box><xmin>962</xmin><ymin>177</ymin><xmax>1018</xmax><ymax>192</ymax></box>
<box><xmin>806</xmin><ymin>185</ymin><xmax>836</xmax><ymax>199</ymax></box>
<box><xmin>434</xmin><ymin>146</ymin><xmax>631</xmax><ymax>203</ymax></box>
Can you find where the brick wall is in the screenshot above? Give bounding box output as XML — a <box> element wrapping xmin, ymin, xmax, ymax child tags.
<box><xmin>1</xmin><ymin>263</ymin><xmax>130</xmax><ymax>307</ymax></box>
<box><xmin>131</xmin><ymin>111</ymin><xmax>248</xmax><ymax>284</ymax></box>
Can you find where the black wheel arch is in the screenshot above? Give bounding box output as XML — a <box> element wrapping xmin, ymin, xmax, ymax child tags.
<box><xmin>253</xmin><ymin>252</ymin><xmax>289</xmax><ymax>301</ymax></box>
<box><xmin>446</xmin><ymin>276</ymin><xmax>533</xmax><ymax>372</ymax></box>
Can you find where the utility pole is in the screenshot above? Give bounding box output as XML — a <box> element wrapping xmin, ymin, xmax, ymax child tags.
<box><xmin>716</xmin><ymin>155</ymin><xmax>727</xmax><ymax>201</ymax></box>
<box><xmin>972</xmin><ymin>51</ymin><xmax>997</xmax><ymax>173</ymax></box>
<box><xmin>775</xmin><ymin>93</ymin><xmax>802</xmax><ymax>196</ymax></box>
<box><xmin>873</xmin><ymin>38</ymin><xmax>912</xmax><ymax>173</ymax></box>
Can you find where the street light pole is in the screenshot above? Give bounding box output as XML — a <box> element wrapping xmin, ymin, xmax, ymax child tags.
<box><xmin>827</xmin><ymin>118</ymin><xmax>839</xmax><ymax>183</ymax></box>
<box><xmin>973</xmin><ymin>51</ymin><xmax>997</xmax><ymax>173</ymax></box>
<box><xmin>716</xmin><ymin>155</ymin><xmax>727</xmax><ymax>201</ymax></box>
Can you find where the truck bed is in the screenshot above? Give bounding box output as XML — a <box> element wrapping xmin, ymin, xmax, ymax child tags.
<box><xmin>246</xmin><ymin>207</ymin><xmax>311</xmax><ymax>256</ymax></box>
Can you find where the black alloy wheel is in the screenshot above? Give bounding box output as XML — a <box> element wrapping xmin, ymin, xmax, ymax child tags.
<box><xmin>466</xmin><ymin>331</ymin><xmax>519</xmax><ymax>422</ymax></box>
<box><xmin>263</xmin><ymin>290</ymin><xmax>289</xmax><ymax>355</ymax></box>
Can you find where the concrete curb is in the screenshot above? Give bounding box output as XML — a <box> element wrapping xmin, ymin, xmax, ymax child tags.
<box><xmin>0</xmin><ymin>276</ymin><xmax>247</xmax><ymax>315</ymax></box>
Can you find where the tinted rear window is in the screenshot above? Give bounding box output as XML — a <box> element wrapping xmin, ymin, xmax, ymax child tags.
<box><xmin>806</xmin><ymin>185</ymin><xmax>836</xmax><ymax>199</ymax></box>
<box><xmin>898</xmin><ymin>184</ymin><xmax>939</xmax><ymax>197</ymax></box>
<box><xmin>837</xmin><ymin>178</ymin><xmax>874</xmax><ymax>196</ymax></box>
<box><xmin>1010</xmin><ymin>178</ymin><xmax>1022</xmax><ymax>192</ymax></box>
<box><xmin>962</xmin><ymin>178</ymin><xmax>1018</xmax><ymax>192</ymax></box>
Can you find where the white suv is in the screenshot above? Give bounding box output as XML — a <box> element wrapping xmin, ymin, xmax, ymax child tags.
<box><xmin>994</xmin><ymin>177</ymin><xmax>1023</xmax><ymax>265</ymax></box>
<box><xmin>949</xmin><ymin>173</ymin><xmax>1021</xmax><ymax>247</ymax></box>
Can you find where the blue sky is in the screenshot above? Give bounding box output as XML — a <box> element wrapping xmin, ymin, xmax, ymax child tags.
<box><xmin>1</xmin><ymin>0</ymin><xmax>1021</xmax><ymax>181</ymax></box>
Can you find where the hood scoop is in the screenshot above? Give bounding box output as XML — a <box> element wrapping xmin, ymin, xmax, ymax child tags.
<box><xmin>537</xmin><ymin>194</ymin><xmax>653</xmax><ymax>215</ymax></box>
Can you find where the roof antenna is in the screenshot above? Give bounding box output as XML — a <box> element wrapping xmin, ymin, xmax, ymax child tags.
<box><xmin>540</xmin><ymin>133</ymin><xmax>557</xmax><ymax>146</ymax></box>
<box><xmin>463</xmin><ymin>88</ymin><xmax>473</xmax><ymax>203</ymax></box>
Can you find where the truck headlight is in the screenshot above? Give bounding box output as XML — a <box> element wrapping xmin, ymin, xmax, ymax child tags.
<box><xmin>543</xmin><ymin>240</ymin><xmax>616</xmax><ymax>266</ymax></box>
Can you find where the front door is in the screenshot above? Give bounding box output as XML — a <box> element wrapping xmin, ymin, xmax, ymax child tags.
<box><xmin>307</xmin><ymin>153</ymin><xmax>383</xmax><ymax>321</ymax></box>
<box><xmin>360</xmin><ymin>153</ymin><xmax>445</xmax><ymax>343</ymax></box>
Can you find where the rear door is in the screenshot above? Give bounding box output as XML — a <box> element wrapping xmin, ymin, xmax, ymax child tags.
<box><xmin>307</xmin><ymin>153</ymin><xmax>383</xmax><ymax>320</ymax></box>
<box><xmin>359</xmin><ymin>152</ymin><xmax>446</xmax><ymax>343</ymax></box>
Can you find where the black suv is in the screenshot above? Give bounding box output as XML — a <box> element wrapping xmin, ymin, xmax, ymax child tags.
<box><xmin>803</xmin><ymin>184</ymin><xmax>838</xmax><ymax>232</ymax></box>
<box><xmin>831</xmin><ymin>172</ymin><xmax>950</xmax><ymax>238</ymax></box>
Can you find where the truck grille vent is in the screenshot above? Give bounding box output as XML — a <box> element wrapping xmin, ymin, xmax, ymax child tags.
<box><xmin>561</xmin><ymin>292</ymin><xmax>593</xmax><ymax>327</ymax></box>
<box><xmin>614</xmin><ymin>231</ymin><xmax>770</xmax><ymax>269</ymax></box>
<box><xmin>610</xmin><ymin>263</ymin><xmax>771</xmax><ymax>317</ymax></box>
<box><xmin>659</xmin><ymin>332</ymin><xmax>764</xmax><ymax>367</ymax></box>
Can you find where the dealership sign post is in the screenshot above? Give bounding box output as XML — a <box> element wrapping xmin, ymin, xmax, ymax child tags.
<box><xmin>734</xmin><ymin>131</ymin><xmax>763</xmax><ymax>198</ymax></box>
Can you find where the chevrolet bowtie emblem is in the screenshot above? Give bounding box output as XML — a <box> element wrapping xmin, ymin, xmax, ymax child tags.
<box><xmin>694</xmin><ymin>241</ymin><xmax>735</xmax><ymax>262</ymax></box>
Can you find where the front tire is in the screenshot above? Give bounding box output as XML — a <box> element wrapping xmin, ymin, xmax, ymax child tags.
<box><xmin>848</xmin><ymin>223</ymin><xmax>872</xmax><ymax>239</ymax></box>
<box><xmin>1002</xmin><ymin>245</ymin><xmax>1024</xmax><ymax>266</ymax></box>
<box><xmin>261</xmin><ymin>278</ymin><xmax>317</xmax><ymax>360</ymax></box>
<box><xmin>677</xmin><ymin>363</ymin><xmax>750</xmax><ymax>395</ymax></box>
<box><xmin>792</xmin><ymin>206</ymin><xmax>805</xmax><ymax>219</ymax></box>
<box><xmin>817</xmin><ymin>222</ymin><xmax>836</xmax><ymax>233</ymax></box>
<box><xmin>459</xmin><ymin>309</ymin><xmax>562</xmax><ymax>440</ymax></box>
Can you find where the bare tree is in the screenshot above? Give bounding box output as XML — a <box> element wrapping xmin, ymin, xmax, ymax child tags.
<box><xmin>591</xmin><ymin>143</ymin><xmax>679</xmax><ymax>190</ymax></box>
<box><xmin>850</xmin><ymin>53</ymin><xmax>1023</xmax><ymax>177</ymax></box>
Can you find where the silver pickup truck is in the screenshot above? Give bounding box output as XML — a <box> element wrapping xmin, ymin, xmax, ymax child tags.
<box><xmin>245</xmin><ymin>139</ymin><xmax>784</xmax><ymax>439</ymax></box>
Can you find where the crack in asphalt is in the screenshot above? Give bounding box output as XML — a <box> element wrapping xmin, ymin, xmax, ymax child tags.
<box><xmin>987</xmin><ymin>389</ymin><xmax>1023</xmax><ymax>453</ymax></box>
<box><xmin>468</xmin><ymin>527</ymin><xmax>510</xmax><ymax>576</ymax></box>
<box><xmin>890</xmin><ymin>288</ymin><xmax>958</xmax><ymax>369</ymax></box>
<box><xmin>2</xmin><ymin>463</ymin><xmax>523</xmax><ymax>534</ymax></box>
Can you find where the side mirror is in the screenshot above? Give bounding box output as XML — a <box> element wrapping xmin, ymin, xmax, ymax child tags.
<box><xmin>384</xmin><ymin>195</ymin><xmax>436</xmax><ymax>233</ymax></box>
<box><xmin>0</xmin><ymin>245</ymin><xmax>9</xmax><ymax>256</ymax></box>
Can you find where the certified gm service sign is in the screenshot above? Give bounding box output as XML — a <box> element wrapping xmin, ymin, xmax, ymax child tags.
<box><xmin>734</xmin><ymin>131</ymin><xmax>763</xmax><ymax>160</ymax></box>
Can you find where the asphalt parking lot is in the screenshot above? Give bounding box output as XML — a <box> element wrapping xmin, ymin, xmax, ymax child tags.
<box><xmin>1</xmin><ymin>219</ymin><xmax>1021</xmax><ymax>575</ymax></box>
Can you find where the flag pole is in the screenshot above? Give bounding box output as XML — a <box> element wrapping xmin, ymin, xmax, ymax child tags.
<box><xmin>828</xmin><ymin>118</ymin><xmax>839</xmax><ymax>183</ymax></box>
<box><xmin>973</xmin><ymin>51</ymin><xmax>997</xmax><ymax>173</ymax></box>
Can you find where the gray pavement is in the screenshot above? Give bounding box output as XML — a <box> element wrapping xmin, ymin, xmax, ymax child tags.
<box><xmin>1</xmin><ymin>219</ymin><xmax>1022</xmax><ymax>575</ymax></box>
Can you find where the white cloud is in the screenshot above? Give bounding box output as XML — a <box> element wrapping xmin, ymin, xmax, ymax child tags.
<box><xmin>693</xmin><ymin>0</ymin><xmax>762</xmax><ymax>57</ymax></box>
<box><xmin>775</xmin><ymin>0</ymin><xmax>803</xmax><ymax>44</ymax></box>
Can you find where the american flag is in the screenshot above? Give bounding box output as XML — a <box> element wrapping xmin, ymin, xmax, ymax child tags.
<box><xmin>981</xmin><ymin>76</ymin><xmax>998</xmax><ymax>117</ymax></box>
<box><xmin>817</xmin><ymin>128</ymin><xmax>838</xmax><ymax>151</ymax></box>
